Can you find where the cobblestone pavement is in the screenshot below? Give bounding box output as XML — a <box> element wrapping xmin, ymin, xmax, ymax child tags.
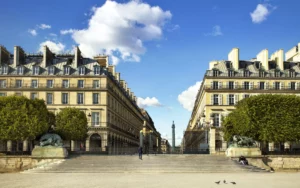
<box><xmin>0</xmin><ymin>172</ymin><xmax>300</xmax><ymax>188</ymax></box>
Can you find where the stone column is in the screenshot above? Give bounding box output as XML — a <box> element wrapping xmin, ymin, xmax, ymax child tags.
<box><xmin>108</xmin><ymin>134</ymin><xmax>112</xmax><ymax>155</ymax></box>
<box><xmin>268</xmin><ymin>142</ymin><xmax>274</xmax><ymax>152</ymax></box>
<box><xmin>23</xmin><ymin>140</ymin><xmax>28</xmax><ymax>152</ymax></box>
<box><xmin>85</xmin><ymin>139</ymin><xmax>90</xmax><ymax>152</ymax></box>
<box><xmin>71</xmin><ymin>140</ymin><xmax>75</xmax><ymax>151</ymax></box>
<box><xmin>113</xmin><ymin>137</ymin><xmax>116</xmax><ymax>155</ymax></box>
<box><xmin>7</xmin><ymin>140</ymin><xmax>12</xmax><ymax>152</ymax></box>
<box><xmin>149</xmin><ymin>131</ymin><xmax>153</xmax><ymax>154</ymax></box>
<box><xmin>209</xmin><ymin>127</ymin><xmax>216</xmax><ymax>154</ymax></box>
<box><xmin>101</xmin><ymin>134</ymin><xmax>108</xmax><ymax>152</ymax></box>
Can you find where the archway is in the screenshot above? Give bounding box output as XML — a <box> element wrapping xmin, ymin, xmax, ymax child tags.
<box><xmin>89</xmin><ymin>133</ymin><xmax>102</xmax><ymax>151</ymax></box>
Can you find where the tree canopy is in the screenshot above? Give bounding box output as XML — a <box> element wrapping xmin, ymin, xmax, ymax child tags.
<box><xmin>0</xmin><ymin>96</ymin><xmax>50</xmax><ymax>140</ymax></box>
<box><xmin>222</xmin><ymin>94</ymin><xmax>300</xmax><ymax>143</ymax></box>
<box><xmin>55</xmin><ymin>108</ymin><xmax>88</xmax><ymax>141</ymax></box>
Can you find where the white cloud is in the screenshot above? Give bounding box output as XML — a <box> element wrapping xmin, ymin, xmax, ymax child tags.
<box><xmin>38</xmin><ymin>40</ymin><xmax>66</xmax><ymax>54</ymax></box>
<box><xmin>49</xmin><ymin>33</ymin><xmax>57</xmax><ymax>37</ymax></box>
<box><xmin>168</xmin><ymin>24</ymin><xmax>180</xmax><ymax>32</ymax></box>
<box><xmin>60</xmin><ymin>29</ymin><xmax>76</xmax><ymax>35</ymax></box>
<box><xmin>39</xmin><ymin>24</ymin><xmax>51</xmax><ymax>29</ymax></box>
<box><xmin>70</xmin><ymin>0</ymin><xmax>172</xmax><ymax>63</ymax></box>
<box><xmin>205</xmin><ymin>25</ymin><xmax>223</xmax><ymax>36</ymax></box>
<box><xmin>178</xmin><ymin>81</ymin><xmax>202</xmax><ymax>111</ymax></box>
<box><xmin>250</xmin><ymin>4</ymin><xmax>276</xmax><ymax>23</ymax></box>
<box><xmin>28</xmin><ymin>29</ymin><xmax>37</xmax><ymax>36</ymax></box>
<box><xmin>137</xmin><ymin>97</ymin><xmax>162</xmax><ymax>108</ymax></box>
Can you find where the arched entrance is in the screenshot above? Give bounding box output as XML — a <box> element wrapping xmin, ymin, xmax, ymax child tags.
<box><xmin>90</xmin><ymin>133</ymin><xmax>102</xmax><ymax>151</ymax></box>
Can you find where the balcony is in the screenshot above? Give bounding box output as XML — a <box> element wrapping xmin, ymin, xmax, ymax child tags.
<box><xmin>88</xmin><ymin>122</ymin><xmax>107</xmax><ymax>129</ymax></box>
<box><xmin>204</xmin><ymin>85</ymin><xmax>300</xmax><ymax>91</ymax></box>
<box><xmin>205</xmin><ymin>70</ymin><xmax>299</xmax><ymax>78</ymax></box>
<box><xmin>0</xmin><ymin>84</ymin><xmax>108</xmax><ymax>90</ymax></box>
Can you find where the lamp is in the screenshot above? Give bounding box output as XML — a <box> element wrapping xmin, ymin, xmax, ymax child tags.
<box><xmin>88</xmin><ymin>113</ymin><xmax>91</xmax><ymax>117</ymax></box>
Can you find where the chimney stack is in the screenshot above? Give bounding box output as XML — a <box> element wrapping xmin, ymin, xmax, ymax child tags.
<box><xmin>228</xmin><ymin>48</ymin><xmax>239</xmax><ymax>70</ymax></box>
<box><xmin>42</xmin><ymin>46</ymin><xmax>54</xmax><ymax>67</ymax></box>
<box><xmin>14</xmin><ymin>46</ymin><xmax>25</xmax><ymax>67</ymax></box>
<box><xmin>257</xmin><ymin>49</ymin><xmax>269</xmax><ymax>70</ymax></box>
<box><xmin>270</xmin><ymin>49</ymin><xmax>284</xmax><ymax>70</ymax></box>
<box><xmin>75</xmin><ymin>46</ymin><xmax>81</xmax><ymax>67</ymax></box>
<box><xmin>0</xmin><ymin>45</ymin><xmax>10</xmax><ymax>64</ymax></box>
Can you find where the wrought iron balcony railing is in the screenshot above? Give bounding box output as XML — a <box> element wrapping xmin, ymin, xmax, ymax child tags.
<box><xmin>204</xmin><ymin>85</ymin><xmax>300</xmax><ymax>91</ymax></box>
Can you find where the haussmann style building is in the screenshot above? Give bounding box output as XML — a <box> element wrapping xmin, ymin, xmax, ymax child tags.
<box><xmin>0</xmin><ymin>45</ymin><xmax>161</xmax><ymax>155</ymax></box>
<box><xmin>183</xmin><ymin>43</ymin><xmax>300</xmax><ymax>154</ymax></box>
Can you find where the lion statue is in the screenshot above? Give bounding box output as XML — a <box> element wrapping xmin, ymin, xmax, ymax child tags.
<box><xmin>40</xmin><ymin>133</ymin><xmax>63</xmax><ymax>147</ymax></box>
<box><xmin>229</xmin><ymin>135</ymin><xmax>257</xmax><ymax>148</ymax></box>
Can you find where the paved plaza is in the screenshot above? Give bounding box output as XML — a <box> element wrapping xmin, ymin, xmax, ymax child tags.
<box><xmin>1</xmin><ymin>155</ymin><xmax>300</xmax><ymax>188</ymax></box>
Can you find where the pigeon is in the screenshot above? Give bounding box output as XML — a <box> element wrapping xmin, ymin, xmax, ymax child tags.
<box><xmin>223</xmin><ymin>180</ymin><xmax>227</xmax><ymax>184</ymax></box>
<box><xmin>215</xmin><ymin>181</ymin><xmax>220</xmax><ymax>184</ymax></box>
<box><xmin>231</xmin><ymin>182</ymin><xmax>236</xmax><ymax>185</ymax></box>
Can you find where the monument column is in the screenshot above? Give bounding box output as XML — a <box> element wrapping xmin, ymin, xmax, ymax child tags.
<box><xmin>172</xmin><ymin>121</ymin><xmax>175</xmax><ymax>153</ymax></box>
<box><xmin>23</xmin><ymin>140</ymin><xmax>28</xmax><ymax>152</ymax></box>
<box><xmin>209</xmin><ymin>127</ymin><xmax>216</xmax><ymax>154</ymax></box>
<box><xmin>101</xmin><ymin>133</ymin><xmax>108</xmax><ymax>152</ymax></box>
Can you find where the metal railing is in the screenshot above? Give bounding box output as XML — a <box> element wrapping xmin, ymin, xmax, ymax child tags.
<box><xmin>205</xmin><ymin>85</ymin><xmax>300</xmax><ymax>91</ymax></box>
<box><xmin>0</xmin><ymin>84</ymin><xmax>108</xmax><ymax>89</ymax></box>
<box><xmin>206</xmin><ymin>70</ymin><xmax>299</xmax><ymax>78</ymax></box>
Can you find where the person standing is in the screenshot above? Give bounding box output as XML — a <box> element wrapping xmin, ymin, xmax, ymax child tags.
<box><xmin>138</xmin><ymin>147</ymin><xmax>143</xmax><ymax>160</ymax></box>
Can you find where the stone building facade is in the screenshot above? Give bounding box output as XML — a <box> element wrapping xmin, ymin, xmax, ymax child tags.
<box><xmin>183</xmin><ymin>43</ymin><xmax>300</xmax><ymax>154</ymax></box>
<box><xmin>161</xmin><ymin>138</ymin><xmax>171</xmax><ymax>154</ymax></box>
<box><xmin>0</xmin><ymin>45</ymin><xmax>161</xmax><ymax>154</ymax></box>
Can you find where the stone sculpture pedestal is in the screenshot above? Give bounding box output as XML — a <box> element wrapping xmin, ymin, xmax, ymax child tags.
<box><xmin>226</xmin><ymin>147</ymin><xmax>261</xmax><ymax>157</ymax></box>
<box><xmin>32</xmin><ymin>146</ymin><xmax>68</xmax><ymax>158</ymax></box>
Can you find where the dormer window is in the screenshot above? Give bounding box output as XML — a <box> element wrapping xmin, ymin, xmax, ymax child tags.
<box><xmin>33</xmin><ymin>66</ymin><xmax>39</xmax><ymax>75</ymax></box>
<box><xmin>64</xmin><ymin>66</ymin><xmax>70</xmax><ymax>75</ymax></box>
<box><xmin>259</xmin><ymin>70</ymin><xmax>265</xmax><ymax>77</ymax></box>
<box><xmin>48</xmin><ymin>66</ymin><xmax>55</xmax><ymax>75</ymax></box>
<box><xmin>213</xmin><ymin>69</ymin><xmax>219</xmax><ymax>77</ymax></box>
<box><xmin>17</xmin><ymin>66</ymin><xmax>23</xmax><ymax>75</ymax></box>
<box><xmin>1</xmin><ymin>66</ymin><xmax>8</xmax><ymax>74</ymax></box>
<box><xmin>94</xmin><ymin>66</ymin><xmax>100</xmax><ymax>75</ymax></box>
<box><xmin>275</xmin><ymin>70</ymin><xmax>280</xmax><ymax>77</ymax></box>
<box><xmin>79</xmin><ymin>67</ymin><xmax>85</xmax><ymax>75</ymax></box>
<box><xmin>243</xmin><ymin>70</ymin><xmax>250</xmax><ymax>77</ymax></box>
<box><xmin>289</xmin><ymin>70</ymin><xmax>295</xmax><ymax>78</ymax></box>
<box><xmin>228</xmin><ymin>70</ymin><xmax>234</xmax><ymax>77</ymax></box>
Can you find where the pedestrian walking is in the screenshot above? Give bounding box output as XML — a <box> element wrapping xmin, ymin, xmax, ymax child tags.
<box><xmin>138</xmin><ymin>147</ymin><xmax>143</xmax><ymax>160</ymax></box>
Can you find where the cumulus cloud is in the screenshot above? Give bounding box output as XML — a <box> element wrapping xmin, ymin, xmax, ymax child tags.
<box><xmin>38</xmin><ymin>40</ymin><xmax>66</xmax><ymax>54</ymax></box>
<box><xmin>178</xmin><ymin>81</ymin><xmax>202</xmax><ymax>111</ymax></box>
<box><xmin>28</xmin><ymin>29</ymin><xmax>37</xmax><ymax>36</ymax></box>
<box><xmin>137</xmin><ymin>97</ymin><xmax>162</xmax><ymax>108</ymax></box>
<box><xmin>205</xmin><ymin>25</ymin><xmax>223</xmax><ymax>36</ymax></box>
<box><xmin>60</xmin><ymin>29</ymin><xmax>76</xmax><ymax>35</ymax></box>
<box><xmin>250</xmin><ymin>4</ymin><xmax>276</xmax><ymax>23</ymax></box>
<box><xmin>69</xmin><ymin>0</ymin><xmax>172</xmax><ymax>65</ymax></box>
<box><xmin>38</xmin><ymin>24</ymin><xmax>51</xmax><ymax>29</ymax></box>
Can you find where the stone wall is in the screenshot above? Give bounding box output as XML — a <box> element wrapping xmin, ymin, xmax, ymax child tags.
<box><xmin>265</xmin><ymin>156</ymin><xmax>300</xmax><ymax>171</ymax></box>
<box><xmin>0</xmin><ymin>156</ymin><xmax>62</xmax><ymax>172</ymax></box>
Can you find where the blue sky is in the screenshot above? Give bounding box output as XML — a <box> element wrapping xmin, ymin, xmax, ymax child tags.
<box><xmin>1</xmin><ymin>0</ymin><xmax>299</xmax><ymax>145</ymax></box>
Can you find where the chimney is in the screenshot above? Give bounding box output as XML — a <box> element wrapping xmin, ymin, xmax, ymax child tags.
<box><xmin>42</xmin><ymin>46</ymin><xmax>54</xmax><ymax>67</ymax></box>
<box><xmin>285</xmin><ymin>43</ymin><xmax>300</xmax><ymax>62</ymax></box>
<box><xmin>115</xmin><ymin>72</ymin><xmax>120</xmax><ymax>82</ymax></box>
<box><xmin>127</xmin><ymin>88</ymin><xmax>131</xmax><ymax>96</ymax></box>
<box><xmin>0</xmin><ymin>45</ymin><xmax>10</xmax><ymax>64</ymax></box>
<box><xmin>14</xmin><ymin>46</ymin><xmax>25</xmax><ymax>67</ymax></box>
<box><xmin>131</xmin><ymin>92</ymin><xmax>134</xmax><ymax>100</ymax></box>
<box><xmin>209</xmin><ymin>61</ymin><xmax>218</xmax><ymax>70</ymax></box>
<box><xmin>270</xmin><ymin>49</ymin><xmax>284</xmax><ymax>70</ymax></box>
<box><xmin>228</xmin><ymin>48</ymin><xmax>239</xmax><ymax>70</ymax></box>
<box><xmin>75</xmin><ymin>46</ymin><xmax>81</xmax><ymax>67</ymax></box>
<box><xmin>256</xmin><ymin>49</ymin><xmax>269</xmax><ymax>70</ymax></box>
<box><xmin>108</xmin><ymin>65</ymin><xmax>116</xmax><ymax>76</ymax></box>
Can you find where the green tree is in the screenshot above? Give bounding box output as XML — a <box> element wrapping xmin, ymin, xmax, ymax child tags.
<box><xmin>222</xmin><ymin>94</ymin><xmax>300</xmax><ymax>143</ymax></box>
<box><xmin>0</xmin><ymin>96</ymin><xmax>50</xmax><ymax>141</ymax></box>
<box><xmin>55</xmin><ymin>108</ymin><xmax>88</xmax><ymax>140</ymax></box>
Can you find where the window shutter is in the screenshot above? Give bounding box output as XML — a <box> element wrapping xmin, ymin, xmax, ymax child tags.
<box><xmin>211</xmin><ymin>95</ymin><xmax>214</xmax><ymax>105</ymax></box>
<box><xmin>234</xmin><ymin>82</ymin><xmax>238</xmax><ymax>89</ymax></box>
<box><xmin>265</xmin><ymin>82</ymin><xmax>269</xmax><ymax>90</ymax></box>
<box><xmin>288</xmin><ymin>82</ymin><xmax>291</xmax><ymax>89</ymax></box>
<box><xmin>224</xmin><ymin>82</ymin><xmax>228</xmax><ymax>89</ymax></box>
<box><xmin>250</xmin><ymin>82</ymin><xmax>253</xmax><ymax>90</ymax></box>
<box><xmin>219</xmin><ymin>114</ymin><xmax>222</xmax><ymax>127</ymax></box>
<box><xmin>235</xmin><ymin>94</ymin><xmax>239</xmax><ymax>104</ymax></box>
<box><xmin>210</xmin><ymin>81</ymin><xmax>213</xmax><ymax>89</ymax></box>
<box><xmin>257</xmin><ymin>82</ymin><xmax>260</xmax><ymax>89</ymax></box>
<box><xmin>219</xmin><ymin>94</ymin><xmax>223</xmax><ymax>105</ymax></box>
<box><xmin>281</xmin><ymin>82</ymin><xmax>284</xmax><ymax>90</ymax></box>
<box><xmin>227</xmin><ymin>94</ymin><xmax>229</xmax><ymax>105</ymax></box>
<box><xmin>219</xmin><ymin>82</ymin><xmax>222</xmax><ymax>89</ymax></box>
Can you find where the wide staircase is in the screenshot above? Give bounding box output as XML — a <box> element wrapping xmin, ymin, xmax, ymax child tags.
<box><xmin>22</xmin><ymin>154</ymin><xmax>270</xmax><ymax>173</ymax></box>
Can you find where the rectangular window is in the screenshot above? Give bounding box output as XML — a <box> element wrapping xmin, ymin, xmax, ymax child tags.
<box><xmin>228</xmin><ymin>94</ymin><xmax>235</xmax><ymax>105</ymax></box>
<box><xmin>33</xmin><ymin>66</ymin><xmax>39</xmax><ymax>75</ymax></box>
<box><xmin>16</xmin><ymin>80</ymin><xmax>22</xmax><ymax>88</ymax></box>
<box><xmin>275</xmin><ymin>71</ymin><xmax>280</xmax><ymax>77</ymax></box>
<box><xmin>291</xmin><ymin>82</ymin><xmax>296</xmax><ymax>90</ymax></box>
<box><xmin>213</xmin><ymin>70</ymin><xmax>219</xmax><ymax>77</ymax></box>
<box><xmin>275</xmin><ymin>82</ymin><xmax>280</xmax><ymax>90</ymax></box>
<box><xmin>47</xmin><ymin>80</ymin><xmax>53</xmax><ymax>88</ymax></box>
<box><xmin>48</xmin><ymin>66</ymin><xmax>55</xmax><ymax>75</ymax></box>
<box><xmin>244</xmin><ymin>94</ymin><xmax>250</xmax><ymax>98</ymax></box>
<box><xmin>62</xmin><ymin>93</ymin><xmax>68</xmax><ymax>104</ymax></box>
<box><xmin>1</xmin><ymin>66</ymin><xmax>8</xmax><ymax>74</ymax></box>
<box><xmin>94</xmin><ymin>66</ymin><xmax>100</xmax><ymax>75</ymax></box>
<box><xmin>213</xmin><ymin>94</ymin><xmax>219</xmax><ymax>105</ymax></box>
<box><xmin>213</xmin><ymin>114</ymin><xmax>220</xmax><ymax>127</ymax></box>
<box><xmin>77</xmin><ymin>93</ymin><xmax>84</xmax><ymax>104</ymax></box>
<box><xmin>15</xmin><ymin>92</ymin><xmax>22</xmax><ymax>96</ymax></box>
<box><xmin>244</xmin><ymin>70</ymin><xmax>250</xmax><ymax>77</ymax></box>
<box><xmin>213</xmin><ymin>81</ymin><xmax>219</xmax><ymax>89</ymax></box>
<box><xmin>79</xmin><ymin>67</ymin><xmax>85</xmax><ymax>75</ymax></box>
<box><xmin>64</xmin><ymin>66</ymin><xmax>70</xmax><ymax>75</ymax></box>
<box><xmin>78</xmin><ymin>80</ymin><xmax>84</xmax><ymax>88</ymax></box>
<box><xmin>259</xmin><ymin>82</ymin><xmax>265</xmax><ymax>90</ymax></box>
<box><xmin>0</xmin><ymin>93</ymin><xmax>6</xmax><ymax>97</ymax></box>
<box><xmin>290</xmin><ymin>71</ymin><xmax>295</xmax><ymax>78</ymax></box>
<box><xmin>228</xmin><ymin>70</ymin><xmax>234</xmax><ymax>77</ymax></box>
<box><xmin>31</xmin><ymin>80</ymin><xmax>38</xmax><ymax>88</ymax></box>
<box><xmin>31</xmin><ymin>93</ymin><xmax>37</xmax><ymax>100</ymax></box>
<box><xmin>259</xmin><ymin>71</ymin><xmax>265</xmax><ymax>77</ymax></box>
<box><xmin>47</xmin><ymin>93</ymin><xmax>53</xmax><ymax>104</ymax></box>
<box><xmin>93</xmin><ymin>93</ymin><xmax>99</xmax><ymax>104</ymax></box>
<box><xmin>62</xmin><ymin>80</ymin><xmax>69</xmax><ymax>88</ymax></box>
<box><xmin>93</xmin><ymin>80</ymin><xmax>100</xmax><ymax>88</ymax></box>
<box><xmin>17</xmin><ymin>67</ymin><xmax>23</xmax><ymax>75</ymax></box>
<box><xmin>92</xmin><ymin>112</ymin><xmax>100</xmax><ymax>126</ymax></box>
<box><xmin>0</xmin><ymin>80</ymin><xmax>6</xmax><ymax>88</ymax></box>
<box><xmin>244</xmin><ymin>82</ymin><xmax>249</xmax><ymax>90</ymax></box>
<box><xmin>228</xmin><ymin>81</ymin><xmax>234</xmax><ymax>90</ymax></box>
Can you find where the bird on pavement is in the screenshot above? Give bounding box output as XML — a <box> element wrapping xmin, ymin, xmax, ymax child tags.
<box><xmin>231</xmin><ymin>182</ymin><xmax>236</xmax><ymax>185</ymax></box>
<box><xmin>215</xmin><ymin>181</ymin><xmax>220</xmax><ymax>184</ymax></box>
<box><xmin>223</xmin><ymin>180</ymin><xmax>227</xmax><ymax>184</ymax></box>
